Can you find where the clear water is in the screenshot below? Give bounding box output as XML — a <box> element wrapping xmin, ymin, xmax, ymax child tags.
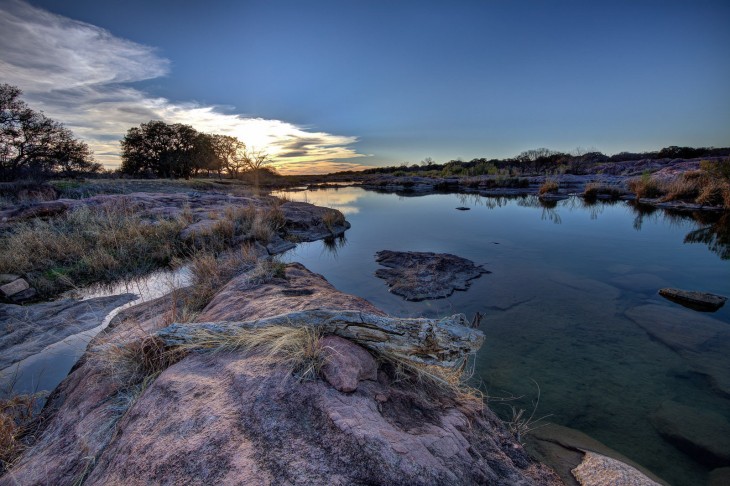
<box><xmin>0</xmin><ymin>267</ymin><xmax>190</xmax><ymax>398</ymax></box>
<box><xmin>274</xmin><ymin>186</ymin><xmax>730</xmax><ymax>486</ymax></box>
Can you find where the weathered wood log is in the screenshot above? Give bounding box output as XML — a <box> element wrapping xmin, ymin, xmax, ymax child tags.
<box><xmin>155</xmin><ymin>309</ymin><xmax>484</xmax><ymax>367</ymax></box>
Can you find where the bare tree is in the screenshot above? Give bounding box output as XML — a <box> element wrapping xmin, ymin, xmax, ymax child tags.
<box><xmin>235</xmin><ymin>146</ymin><xmax>271</xmax><ymax>187</ymax></box>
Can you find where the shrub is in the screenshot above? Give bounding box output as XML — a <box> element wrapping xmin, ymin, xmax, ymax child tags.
<box><xmin>583</xmin><ymin>182</ymin><xmax>625</xmax><ymax>200</ymax></box>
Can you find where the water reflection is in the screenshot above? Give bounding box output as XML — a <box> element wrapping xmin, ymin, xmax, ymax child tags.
<box><xmin>626</xmin><ymin>203</ymin><xmax>730</xmax><ymax>260</ymax></box>
<box><xmin>272</xmin><ymin>186</ymin><xmax>364</xmax><ymax>215</ymax></box>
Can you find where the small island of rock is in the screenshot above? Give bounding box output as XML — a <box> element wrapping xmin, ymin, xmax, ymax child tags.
<box><xmin>375</xmin><ymin>250</ymin><xmax>488</xmax><ymax>301</ymax></box>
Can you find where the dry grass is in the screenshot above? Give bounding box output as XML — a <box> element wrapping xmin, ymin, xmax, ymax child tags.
<box><xmin>379</xmin><ymin>351</ymin><xmax>484</xmax><ymax>406</ymax></box>
<box><xmin>0</xmin><ymin>392</ymin><xmax>45</xmax><ymax>474</ymax></box>
<box><xmin>0</xmin><ymin>195</ymin><xmax>296</xmax><ymax>299</ymax></box>
<box><xmin>97</xmin><ymin>333</ymin><xmax>187</xmax><ymax>390</ymax></box>
<box><xmin>185</xmin><ymin>245</ymin><xmax>260</xmax><ymax>310</ymax></box>
<box><xmin>538</xmin><ymin>178</ymin><xmax>559</xmax><ymax>195</ymax></box>
<box><xmin>628</xmin><ymin>166</ymin><xmax>730</xmax><ymax>207</ymax></box>
<box><xmin>497</xmin><ymin>380</ymin><xmax>551</xmax><ymax>445</ymax></box>
<box><xmin>179</xmin><ymin>325</ymin><xmax>323</xmax><ymax>379</ymax></box>
<box><xmin>0</xmin><ymin>202</ymin><xmax>187</xmax><ymax>297</ymax></box>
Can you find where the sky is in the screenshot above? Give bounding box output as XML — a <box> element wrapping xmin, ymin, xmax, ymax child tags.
<box><xmin>1</xmin><ymin>0</ymin><xmax>729</xmax><ymax>174</ymax></box>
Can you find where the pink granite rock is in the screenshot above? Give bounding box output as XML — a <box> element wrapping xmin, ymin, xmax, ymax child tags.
<box><xmin>319</xmin><ymin>335</ymin><xmax>377</xmax><ymax>392</ymax></box>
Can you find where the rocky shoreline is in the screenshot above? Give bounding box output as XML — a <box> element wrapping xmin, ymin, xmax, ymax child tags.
<box><xmin>1</xmin><ymin>263</ymin><xmax>562</xmax><ymax>485</ymax></box>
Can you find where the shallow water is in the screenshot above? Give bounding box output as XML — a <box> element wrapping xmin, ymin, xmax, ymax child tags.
<box><xmin>0</xmin><ymin>267</ymin><xmax>190</xmax><ymax>397</ymax></box>
<box><xmin>274</xmin><ymin>186</ymin><xmax>730</xmax><ymax>486</ymax></box>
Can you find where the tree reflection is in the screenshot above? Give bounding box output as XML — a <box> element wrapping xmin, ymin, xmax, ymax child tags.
<box><xmin>517</xmin><ymin>195</ymin><xmax>562</xmax><ymax>224</ymax></box>
<box><xmin>684</xmin><ymin>212</ymin><xmax>730</xmax><ymax>260</ymax></box>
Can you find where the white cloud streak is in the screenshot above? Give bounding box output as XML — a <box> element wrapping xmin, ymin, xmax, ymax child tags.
<box><xmin>0</xmin><ymin>0</ymin><xmax>368</xmax><ymax>174</ymax></box>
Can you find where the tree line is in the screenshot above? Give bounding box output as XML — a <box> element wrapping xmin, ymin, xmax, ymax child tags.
<box><xmin>1</xmin><ymin>83</ymin><xmax>271</xmax><ymax>183</ymax></box>
<box><xmin>361</xmin><ymin>146</ymin><xmax>730</xmax><ymax>177</ymax></box>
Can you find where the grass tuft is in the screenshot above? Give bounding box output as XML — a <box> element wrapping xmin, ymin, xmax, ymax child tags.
<box><xmin>322</xmin><ymin>210</ymin><xmax>346</xmax><ymax>231</ymax></box>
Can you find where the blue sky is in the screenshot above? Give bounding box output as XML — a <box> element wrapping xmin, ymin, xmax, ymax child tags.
<box><xmin>2</xmin><ymin>0</ymin><xmax>729</xmax><ymax>173</ymax></box>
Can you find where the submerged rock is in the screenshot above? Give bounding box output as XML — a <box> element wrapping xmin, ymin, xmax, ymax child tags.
<box><xmin>658</xmin><ymin>287</ymin><xmax>727</xmax><ymax>312</ymax></box>
<box><xmin>1</xmin><ymin>264</ymin><xmax>560</xmax><ymax>486</ymax></box>
<box><xmin>650</xmin><ymin>401</ymin><xmax>730</xmax><ymax>467</ymax></box>
<box><xmin>0</xmin><ymin>294</ymin><xmax>137</xmax><ymax>370</ymax></box>
<box><xmin>374</xmin><ymin>250</ymin><xmax>488</xmax><ymax>301</ymax></box>
<box><xmin>625</xmin><ymin>304</ymin><xmax>730</xmax><ymax>396</ymax></box>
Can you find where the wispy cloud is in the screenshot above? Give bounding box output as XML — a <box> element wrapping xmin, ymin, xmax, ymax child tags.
<box><xmin>0</xmin><ymin>0</ymin><xmax>368</xmax><ymax>174</ymax></box>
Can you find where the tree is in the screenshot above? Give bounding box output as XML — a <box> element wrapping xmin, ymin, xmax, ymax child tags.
<box><xmin>209</xmin><ymin>134</ymin><xmax>245</xmax><ymax>178</ymax></box>
<box><xmin>0</xmin><ymin>84</ymin><xmax>99</xmax><ymax>181</ymax></box>
<box><xmin>120</xmin><ymin>121</ymin><xmax>207</xmax><ymax>178</ymax></box>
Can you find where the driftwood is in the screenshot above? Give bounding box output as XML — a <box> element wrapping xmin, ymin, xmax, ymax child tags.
<box><xmin>155</xmin><ymin>309</ymin><xmax>484</xmax><ymax>367</ymax></box>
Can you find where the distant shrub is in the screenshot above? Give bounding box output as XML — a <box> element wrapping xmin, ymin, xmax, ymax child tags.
<box><xmin>628</xmin><ymin>173</ymin><xmax>662</xmax><ymax>200</ymax></box>
<box><xmin>538</xmin><ymin>179</ymin><xmax>559</xmax><ymax>195</ymax></box>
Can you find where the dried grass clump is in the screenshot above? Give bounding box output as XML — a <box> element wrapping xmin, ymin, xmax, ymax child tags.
<box><xmin>696</xmin><ymin>180</ymin><xmax>730</xmax><ymax>207</ymax></box>
<box><xmin>380</xmin><ymin>351</ymin><xmax>483</xmax><ymax>406</ymax></box>
<box><xmin>97</xmin><ymin>333</ymin><xmax>187</xmax><ymax>388</ymax></box>
<box><xmin>538</xmin><ymin>179</ymin><xmax>559</xmax><ymax>195</ymax></box>
<box><xmin>0</xmin><ymin>392</ymin><xmax>44</xmax><ymax>473</ymax></box>
<box><xmin>583</xmin><ymin>182</ymin><xmax>625</xmax><ymax>200</ymax></box>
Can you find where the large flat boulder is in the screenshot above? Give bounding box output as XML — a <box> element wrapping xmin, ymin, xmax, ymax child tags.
<box><xmin>374</xmin><ymin>250</ymin><xmax>488</xmax><ymax>301</ymax></box>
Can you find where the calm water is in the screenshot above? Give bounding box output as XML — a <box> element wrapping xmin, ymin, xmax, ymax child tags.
<box><xmin>0</xmin><ymin>267</ymin><xmax>190</xmax><ymax>398</ymax></box>
<box><xmin>274</xmin><ymin>186</ymin><xmax>730</xmax><ymax>486</ymax></box>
